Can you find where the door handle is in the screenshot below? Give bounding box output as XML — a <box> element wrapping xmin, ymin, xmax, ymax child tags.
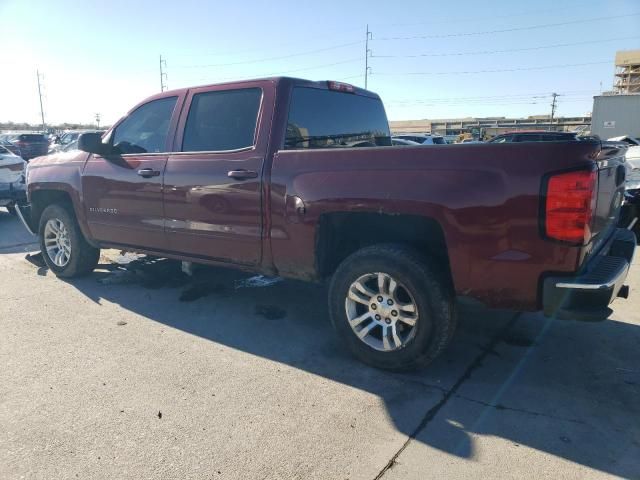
<box><xmin>227</xmin><ymin>169</ymin><xmax>258</xmax><ymax>180</ymax></box>
<box><xmin>137</xmin><ymin>168</ymin><xmax>160</xmax><ymax>178</ymax></box>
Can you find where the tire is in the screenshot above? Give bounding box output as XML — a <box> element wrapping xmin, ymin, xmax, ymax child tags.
<box><xmin>38</xmin><ymin>203</ymin><xmax>99</xmax><ymax>278</ymax></box>
<box><xmin>6</xmin><ymin>205</ymin><xmax>17</xmax><ymax>216</ymax></box>
<box><xmin>328</xmin><ymin>244</ymin><xmax>456</xmax><ymax>371</ymax></box>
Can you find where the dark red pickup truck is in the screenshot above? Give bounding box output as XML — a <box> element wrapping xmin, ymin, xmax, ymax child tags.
<box><xmin>18</xmin><ymin>77</ymin><xmax>635</xmax><ymax>370</ymax></box>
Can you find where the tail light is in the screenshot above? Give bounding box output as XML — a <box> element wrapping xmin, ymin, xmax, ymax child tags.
<box><xmin>327</xmin><ymin>81</ymin><xmax>355</xmax><ymax>93</ymax></box>
<box><xmin>544</xmin><ymin>169</ymin><xmax>597</xmax><ymax>244</ymax></box>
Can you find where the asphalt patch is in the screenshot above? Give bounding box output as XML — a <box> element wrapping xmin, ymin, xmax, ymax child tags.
<box><xmin>501</xmin><ymin>333</ymin><xmax>535</xmax><ymax>347</ymax></box>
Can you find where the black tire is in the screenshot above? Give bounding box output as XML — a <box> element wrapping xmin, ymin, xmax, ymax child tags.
<box><xmin>38</xmin><ymin>203</ymin><xmax>99</xmax><ymax>278</ymax></box>
<box><xmin>328</xmin><ymin>244</ymin><xmax>456</xmax><ymax>371</ymax></box>
<box><xmin>6</xmin><ymin>205</ymin><xmax>17</xmax><ymax>216</ymax></box>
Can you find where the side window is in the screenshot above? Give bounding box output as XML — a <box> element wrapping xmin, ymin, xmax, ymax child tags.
<box><xmin>112</xmin><ymin>96</ymin><xmax>177</xmax><ymax>154</ymax></box>
<box><xmin>182</xmin><ymin>88</ymin><xmax>262</xmax><ymax>152</ymax></box>
<box><xmin>493</xmin><ymin>136</ymin><xmax>511</xmax><ymax>143</ymax></box>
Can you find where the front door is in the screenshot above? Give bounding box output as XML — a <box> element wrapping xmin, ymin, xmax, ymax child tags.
<box><xmin>164</xmin><ymin>83</ymin><xmax>272</xmax><ymax>265</ymax></box>
<box><xmin>83</xmin><ymin>96</ymin><xmax>180</xmax><ymax>250</ymax></box>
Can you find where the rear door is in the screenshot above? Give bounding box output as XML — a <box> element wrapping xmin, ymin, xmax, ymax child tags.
<box><xmin>163</xmin><ymin>82</ymin><xmax>273</xmax><ymax>265</ymax></box>
<box><xmin>82</xmin><ymin>95</ymin><xmax>182</xmax><ymax>250</ymax></box>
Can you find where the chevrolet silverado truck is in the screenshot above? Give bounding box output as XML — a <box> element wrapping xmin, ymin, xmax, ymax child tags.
<box><xmin>17</xmin><ymin>77</ymin><xmax>636</xmax><ymax>370</ymax></box>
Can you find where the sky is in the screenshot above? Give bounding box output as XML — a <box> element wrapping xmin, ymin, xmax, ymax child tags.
<box><xmin>0</xmin><ymin>0</ymin><xmax>638</xmax><ymax>126</ymax></box>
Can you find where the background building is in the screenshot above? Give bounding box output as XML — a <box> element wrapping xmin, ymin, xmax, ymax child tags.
<box><xmin>390</xmin><ymin>115</ymin><xmax>590</xmax><ymax>140</ymax></box>
<box><xmin>614</xmin><ymin>50</ymin><xmax>640</xmax><ymax>94</ymax></box>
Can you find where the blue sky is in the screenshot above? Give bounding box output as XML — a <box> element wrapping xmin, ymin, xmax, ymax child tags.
<box><xmin>0</xmin><ymin>0</ymin><xmax>638</xmax><ymax>125</ymax></box>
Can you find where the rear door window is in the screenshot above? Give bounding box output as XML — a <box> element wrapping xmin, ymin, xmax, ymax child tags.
<box><xmin>182</xmin><ymin>88</ymin><xmax>262</xmax><ymax>152</ymax></box>
<box><xmin>112</xmin><ymin>96</ymin><xmax>177</xmax><ymax>154</ymax></box>
<box><xmin>284</xmin><ymin>87</ymin><xmax>391</xmax><ymax>149</ymax></box>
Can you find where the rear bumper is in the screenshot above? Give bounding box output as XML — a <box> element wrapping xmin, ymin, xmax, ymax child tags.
<box><xmin>542</xmin><ymin>228</ymin><xmax>636</xmax><ymax>321</ymax></box>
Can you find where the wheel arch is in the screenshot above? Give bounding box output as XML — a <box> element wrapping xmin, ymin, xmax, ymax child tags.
<box><xmin>316</xmin><ymin>212</ymin><xmax>453</xmax><ymax>290</ymax></box>
<box><xmin>29</xmin><ymin>187</ymin><xmax>96</xmax><ymax>246</ymax></box>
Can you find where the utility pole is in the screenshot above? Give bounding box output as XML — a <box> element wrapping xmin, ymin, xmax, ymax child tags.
<box><xmin>95</xmin><ymin>113</ymin><xmax>101</xmax><ymax>129</ymax></box>
<box><xmin>159</xmin><ymin>55</ymin><xmax>168</xmax><ymax>92</ymax></box>
<box><xmin>549</xmin><ymin>92</ymin><xmax>559</xmax><ymax>130</ymax></box>
<box><xmin>364</xmin><ymin>25</ymin><xmax>372</xmax><ymax>90</ymax></box>
<box><xmin>36</xmin><ymin>70</ymin><xmax>46</xmax><ymax>133</ymax></box>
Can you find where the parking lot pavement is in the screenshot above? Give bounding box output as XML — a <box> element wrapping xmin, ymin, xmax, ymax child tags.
<box><xmin>0</xmin><ymin>209</ymin><xmax>638</xmax><ymax>480</ymax></box>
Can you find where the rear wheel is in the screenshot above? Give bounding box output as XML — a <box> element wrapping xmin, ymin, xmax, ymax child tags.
<box><xmin>39</xmin><ymin>204</ymin><xmax>99</xmax><ymax>277</ymax></box>
<box><xmin>328</xmin><ymin>244</ymin><xmax>456</xmax><ymax>371</ymax></box>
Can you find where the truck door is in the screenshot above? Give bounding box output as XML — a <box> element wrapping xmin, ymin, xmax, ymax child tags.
<box><xmin>163</xmin><ymin>82</ymin><xmax>273</xmax><ymax>266</ymax></box>
<box><xmin>82</xmin><ymin>96</ymin><xmax>181</xmax><ymax>251</ymax></box>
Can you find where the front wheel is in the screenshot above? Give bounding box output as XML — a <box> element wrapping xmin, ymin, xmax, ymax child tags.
<box><xmin>39</xmin><ymin>204</ymin><xmax>100</xmax><ymax>277</ymax></box>
<box><xmin>328</xmin><ymin>244</ymin><xmax>456</xmax><ymax>371</ymax></box>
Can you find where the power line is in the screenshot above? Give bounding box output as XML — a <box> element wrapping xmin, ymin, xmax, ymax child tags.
<box><xmin>373</xmin><ymin>13</ymin><xmax>640</xmax><ymax>41</ymax></box>
<box><xmin>369</xmin><ymin>2</ymin><xmax>598</xmax><ymax>28</ymax></box>
<box><xmin>373</xmin><ymin>60</ymin><xmax>610</xmax><ymax>76</ymax></box>
<box><xmin>371</xmin><ymin>36</ymin><xmax>640</xmax><ymax>58</ymax></box>
<box><xmin>170</xmin><ymin>27</ymin><xmax>363</xmax><ymax>58</ymax></box>
<box><xmin>173</xmin><ymin>40</ymin><xmax>363</xmax><ymax>69</ymax></box>
<box><xmin>387</xmin><ymin>90</ymin><xmax>597</xmax><ymax>104</ymax></box>
<box><xmin>187</xmin><ymin>57</ymin><xmax>363</xmax><ymax>84</ymax></box>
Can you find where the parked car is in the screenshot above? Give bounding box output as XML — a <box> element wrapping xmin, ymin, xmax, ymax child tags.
<box><xmin>0</xmin><ymin>133</ymin><xmax>22</xmax><ymax>156</ymax></box>
<box><xmin>19</xmin><ymin>77</ymin><xmax>634</xmax><ymax>370</ymax></box>
<box><xmin>619</xmin><ymin>146</ymin><xmax>640</xmax><ymax>241</ymax></box>
<box><xmin>608</xmin><ymin>135</ymin><xmax>640</xmax><ymax>147</ymax></box>
<box><xmin>393</xmin><ymin>133</ymin><xmax>447</xmax><ymax>145</ymax></box>
<box><xmin>391</xmin><ymin>137</ymin><xmax>422</xmax><ymax>146</ymax></box>
<box><xmin>49</xmin><ymin>130</ymin><xmax>104</xmax><ymax>154</ymax></box>
<box><xmin>9</xmin><ymin>133</ymin><xmax>49</xmax><ymax>160</ymax></box>
<box><xmin>0</xmin><ymin>145</ymin><xmax>26</xmax><ymax>215</ymax></box>
<box><xmin>488</xmin><ymin>131</ymin><xmax>579</xmax><ymax>143</ymax></box>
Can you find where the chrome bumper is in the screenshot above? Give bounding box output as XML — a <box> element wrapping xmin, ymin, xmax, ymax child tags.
<box><xmin>543</xmin><ymin>228</ymin><xmax>636</xmax><ymax>321</ymax></box>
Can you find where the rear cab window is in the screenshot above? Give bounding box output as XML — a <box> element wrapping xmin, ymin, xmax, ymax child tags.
<box><xmin>284</xmin><ymin>87</ymin><xmax>391</xmax><ymax>149</ymax></box>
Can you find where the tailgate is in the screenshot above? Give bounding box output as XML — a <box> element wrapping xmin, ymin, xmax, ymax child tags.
<box><xmin>589</xmin><ymin>147</ymin><xmax>627</xmax><ymax>254</ymax></box>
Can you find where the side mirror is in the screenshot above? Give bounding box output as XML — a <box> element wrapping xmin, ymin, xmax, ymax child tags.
<box><xmin>78</xmin><ymin>132</ymin><xmax>109</xmax><ymax>155</ymax></box>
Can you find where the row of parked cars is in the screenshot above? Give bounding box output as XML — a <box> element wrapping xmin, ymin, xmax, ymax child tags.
<box><xmin>0</xmin><ymin>130</ymin><xmax>103</xmax><ymax>215</ymax></box>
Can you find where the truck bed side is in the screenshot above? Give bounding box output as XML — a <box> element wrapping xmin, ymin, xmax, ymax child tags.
<box><xmin>268</xmin><ymin>141</ymin><xmax>602</xmax><ymax>310</ymax></box>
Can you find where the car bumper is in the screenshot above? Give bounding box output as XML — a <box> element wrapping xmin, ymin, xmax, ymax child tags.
<box><xmin>542</xmin><ymin>228</ymin><xmax>636</xmax><ymax>321</ymax></box>
<box><xmin>0</xmin><ymin>182</ymin><xmax>26</xmax><ymax>207</ymax></box>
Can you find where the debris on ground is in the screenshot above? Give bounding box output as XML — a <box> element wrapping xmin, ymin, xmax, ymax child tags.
<box><xmin>25</xmin><ymin>252</ymin><xmax>46</xmax><ymax>268</ymax></box>
<box><xmin>116</xmin><ymin>321</ymin><xmax>127</xmax><ymax>326</ymax></box>
<box><xmin>235</xmin><ymin>275</ymin><xmax>283</xmax><ymax>289</ymax></box>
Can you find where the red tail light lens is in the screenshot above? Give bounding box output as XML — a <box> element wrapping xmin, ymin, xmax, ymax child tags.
<box><xmin>544</xmin><ymin>169</ymin><xmax>597</xmax><ymax>244</ymax></box>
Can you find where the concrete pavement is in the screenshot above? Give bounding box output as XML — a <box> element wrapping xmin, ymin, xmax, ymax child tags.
<box><xmin>0</xmin><ymin>208</ymin><xmax>638</xmax><ymax>479</ymax></box>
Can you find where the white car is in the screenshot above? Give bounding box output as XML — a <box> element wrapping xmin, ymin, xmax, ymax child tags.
<box><xmin>393</xmin><ymin>134</ymin><xmax>447</xmax><ymax>145</ymax></box>
<box><xmin>625</xmin><ymin>145</ymin><xmax>640</xmax><ymax>191</ymax></box>
<box><xmin>0</xmin><ymin>145</ymin><xmax>26</xmax><ymax>215</ymax></box>
<box><xmin>609</xmin><ymin>135</ymin><xmax>640</xmax><ymax>147</ymax></box>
